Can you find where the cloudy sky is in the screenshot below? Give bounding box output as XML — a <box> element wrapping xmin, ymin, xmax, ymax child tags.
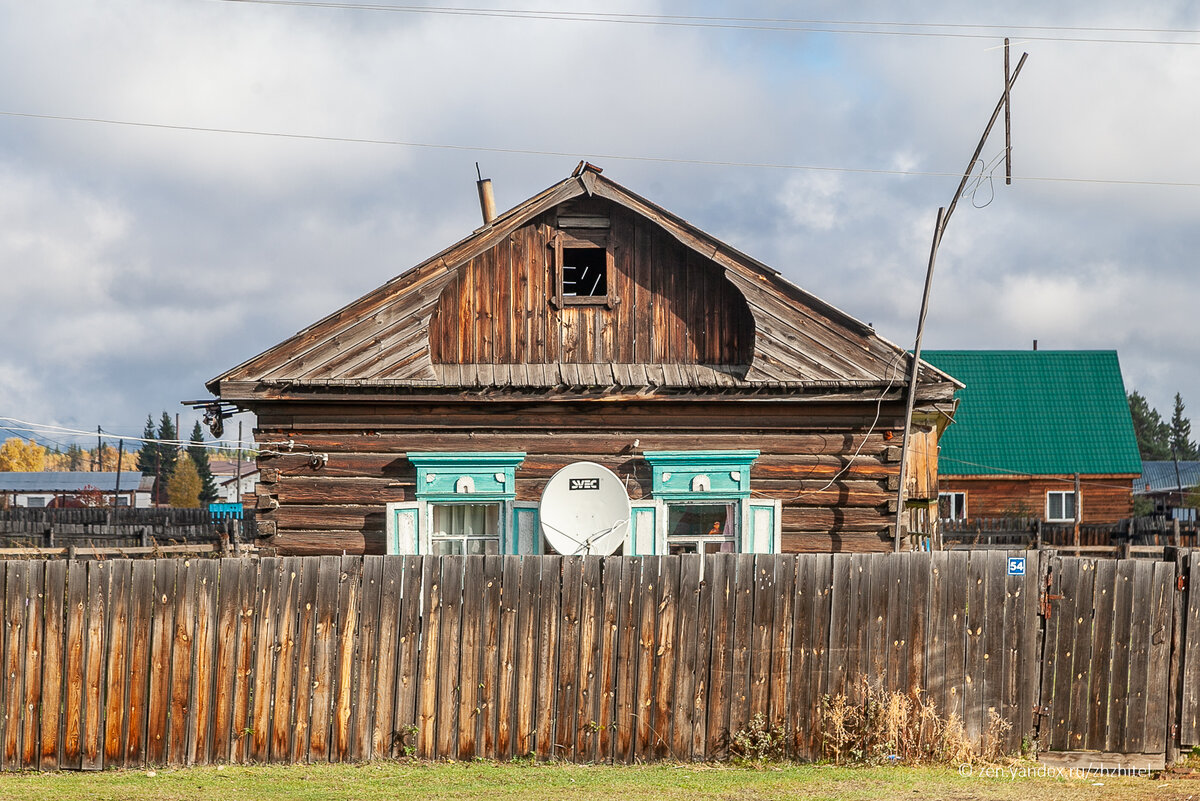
<box><xmin>2</xmin><ymin>1</ymin><xmax>1199</xmax><ymax>450</ymax></box>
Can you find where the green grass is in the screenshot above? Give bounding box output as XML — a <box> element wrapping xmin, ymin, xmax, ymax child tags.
<box><xmin>0</xmin><ymin>761</ymin><xmax>1185</xmax><ymax>801</ymax></box>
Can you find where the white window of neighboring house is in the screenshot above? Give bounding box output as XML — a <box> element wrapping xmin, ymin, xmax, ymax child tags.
<box><xmin>1046</xmin><ymin>490</ymin><xmax>1077</xmax><ymax>522</ymax></box>
<box><xmin>665</xmin><ymin>502</ymin><xmax>738</xmax><ymax>555</ymax></box>
<box><xmin>25</xmin><ymin>496</ymin><xmax>47</xmax><ymax>507</ymax></box>
<box><xmin>429</xmin><ymin>503</ymin><xmax>501</xmax><ymax>556</ymax></box>
<box><xmin>938</xmin><ymin>491</ymin><xmax>967</xmax><ymax>521</ymax></box>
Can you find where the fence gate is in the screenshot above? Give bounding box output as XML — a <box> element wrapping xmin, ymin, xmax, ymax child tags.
<box><xmin>1036</xmin><ymin>555</ymin><xmax>1178</xmax><ymax>767</ymax></box>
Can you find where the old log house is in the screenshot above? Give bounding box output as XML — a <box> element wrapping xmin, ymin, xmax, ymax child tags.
<box><xmin>206</xmin><ymin>164</ymin><xmax>959</xmax><ymax>556</ymax></box>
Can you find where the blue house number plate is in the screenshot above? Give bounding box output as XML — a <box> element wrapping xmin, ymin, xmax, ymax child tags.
<box><xmin>1007</xmin><ymin>557</ymin><xmax>1026</xmax><ymax>576</ymax></box>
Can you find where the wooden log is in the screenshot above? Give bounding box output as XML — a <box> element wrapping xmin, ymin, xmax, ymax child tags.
<box><xmin>289</xmin><ymin>557</ymin><xmax>321</xmax><ymax>763</ymax></box>
<box><xmin>651</xmin><ymin>556</ymin><xmax>680</xmax><ymax>761</ymax></box>
<box><xmin>394</xmin><ymin>556</ymin><xmax>424</xmax><ymax>757</ymax></box>
<box><xmin>477</xmin><ymin>555</ymin><xmax>504</xmax><ymax>759</ymax></box>
<box><xmin>705</xmin><ymin>555</ymin><xmax>733</xmax><ymax>760</ymax></box>
<box><xmin>370</xmin><ymin>556</ymin><xmax>402</xmax><ymax>759</ymax></box>
<box><xmin>100</xmin><ymin>561</ymin><xmax>130</xmax><ymax>768</ymax></box>
<box><xmin>331</xmin><ymin>556</ymin><xmax>362</xmax><ymax>762</ymax></box>
<box><xmin>534</xmin><ymin>557</ymin><xmax>561</xmax><ymax>760</ymax></box>
<box><xmin>456</xmin><ymin>557</ymin><xmax>484</xmax><ymax>760</ymax></box>
<box><xmin>269</xmin><ymin>558</ymin><xmax>302</xmax><ymax>762</ymax></box>
<box><xmin>40</xmin><ymin>560</ymin><xmax>67</xmax><ymax>770</ymax></box>
<box><xmin>2</xmin><ymin>562</ymin><xmax>28</xmax><ymax>770</ymax></box>
<box><xmin>143</xmin><ymin>561</ymin><xmax>176</xmax><ymax>767</ymax></box>
<box><xmin>494</xmin><ymin>556</ymin><xmax>520</xmax><ymax>759</ymax></box>
<box><xmin>123</xmin><ymin>561</ymin><xmax>155</xmax><ymax>767</ymax></box>
<box><xmin>554</xmin><ymin>556</ymin><xmax>582</xmax><ymax>760</ymax></box>
<box><xmin>512</xmin><ymin>556</ymin><xmax>539</xmax><ymax>758</ymax></box>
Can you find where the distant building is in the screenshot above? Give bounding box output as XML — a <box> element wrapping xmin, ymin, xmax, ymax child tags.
<box><xmin>1134</xmin><ymin>460</ymin><xmax>1200</xmax><ymax>521</ymax></box>
<box><xmin>921</xmin><ymin>350</ymin><xmax>1143</xmax><ymax>525</ymax></box>
<box><xmin>0</xmin><ymin>471</ymin><xmax>154</xmax><ymax>508</ymax></box>
<box><xmin>215</xmin><ymin>468</ymin><xmax>260</xmax><ymax>504</ymax></box>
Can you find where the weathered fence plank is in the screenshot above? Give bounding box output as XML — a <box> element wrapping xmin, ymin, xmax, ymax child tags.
<box><xmin>0</xmin><ymin>551</ymin><xmax>1192</xmax><ymax>771</ymax></box>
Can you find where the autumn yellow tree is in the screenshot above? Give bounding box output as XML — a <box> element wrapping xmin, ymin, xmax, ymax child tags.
<box><xmin>167</xmin><ymin>455</ymin><xmax>202</xmax><ymax>508</ymax></box>
<box><xmin>0</xmin><ymin>438</ymin><xmax>47</xmax><ymax>471</ymax></box>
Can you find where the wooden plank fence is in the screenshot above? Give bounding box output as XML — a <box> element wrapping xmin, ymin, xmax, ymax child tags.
<box><xmin>0</xmin><ymin>551</ymin><xmax>1192</xmax><ymax>770</ymax></box>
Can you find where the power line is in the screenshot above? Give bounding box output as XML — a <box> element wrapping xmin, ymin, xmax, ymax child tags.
<box><xmin>5</xmin><ymin>110</ymin><xmax>1200</xmax><ymax>189</ymax></box>
<box><xmin>207</xmin><ymin>2</ymin><xmax>1200</xmax><ymax>46</ymax></box>
<box><xmin>0</xmin><ymin>416</ymin><xmax>250</xmax><ymax>451</ymax></box>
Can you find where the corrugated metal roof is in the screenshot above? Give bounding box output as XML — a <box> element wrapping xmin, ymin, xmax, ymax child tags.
<box><xmin>0</xmin><ymin>472</ymin><xmax>146</xmax><ymax>493</ymax></box>
<box><xmin>1134</xmin><ymin>461</ymin><xmax>1200</xmax><ymax>493</ymax></box>
<box><xmin>922</xmin><ymin>350</ymin><xmax>1143</xmax><ymax>477</ymax></box>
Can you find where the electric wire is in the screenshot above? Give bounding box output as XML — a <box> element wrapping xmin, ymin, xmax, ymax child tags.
<box><xmin>5</xmin><ymin>110</ymin><xmax>1200</xmax><ymax>189</ymax></box>
<box><xmin>206</xmin><ymin>2</ymin><xmax>1200</xmax><ymax>46</ymax></box>
<box><xmin>0</xmin><ymin>416</ymin><xmax>253</xmax><ymax>452</ymax></box>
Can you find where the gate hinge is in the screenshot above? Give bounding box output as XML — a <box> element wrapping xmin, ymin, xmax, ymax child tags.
<box><xmin>1178</xmin><ymin>574</ymin><xmax>1188</xmax><ymax>592</ymax></box>
<box><xmin>1032</xmin><ymin>704</ymin><xmax>1051</xmax><ymax>717</ymax></box>
<box><xmin>1039</xmin><ymin>591</ymin><xmax>1063</xmax><ymax>619</ymax></box>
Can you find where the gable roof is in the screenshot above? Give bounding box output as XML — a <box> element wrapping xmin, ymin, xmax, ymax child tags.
<box><xmin>921</xmin><ymin>350</ymin><xmax>1143</xmax><ymax>477</ymax></box>
<box><xmin>209</xmin><ymin>165</ymin><xmax>958</xmax><ymax>400</ymax></box>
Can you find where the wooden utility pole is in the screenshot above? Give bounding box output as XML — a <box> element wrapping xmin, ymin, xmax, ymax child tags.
<box><xmin>236</xmin><ymin>420</ymin><xmax>243</xmax><ymax>505</ymax></box>
<box><xmin>894</xmin><ymin>42</ymin><xmax>1029</xmax><ymax>552</ymax></box>
<box><xmin>114</xmin><ymin>439</ymin><xmax>124</xmax><ymax>506</ymax></box>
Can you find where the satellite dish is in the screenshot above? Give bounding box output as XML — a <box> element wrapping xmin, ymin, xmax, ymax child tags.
<box><xmin>539</xmin><ymin>462</ymin><xmax>631</xmax><ymax>556</ymax></box>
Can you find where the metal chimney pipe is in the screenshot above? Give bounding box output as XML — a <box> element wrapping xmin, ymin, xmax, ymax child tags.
<box><xmin>476</xmin><ymin>163</ymin><xmax>495</xmax><ymax>225</ymax></box>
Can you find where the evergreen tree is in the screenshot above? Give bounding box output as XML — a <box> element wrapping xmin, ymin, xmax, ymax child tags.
<box><xmin>136</xmin><ymin>415</ymin><xmax>158</xmax><ymax>475</ymax></box>
<box><xmin>67</xmin><ymin>443</ymin><xmax>85</xmax><ymax>471</ymax></box>
<box><xmin>1128</xmin><ymin>391</ymin><xmax>1171</xmax><ymax>461</ymax></box>
<box><xmin>1170</xmin><ymin>393</ymin><xmax>1199</xmax><ymax>460</ymax></box>
<box><xmin>154</xmin><ymin>412</ymin><xmax>178</xmax><ymax>505</ymax></box>
<box><xmin>166</xmin><ymin>454</ymin><xmax>202</xmax><ymax>508</ymax></box>
<box><xmin>188</xmin><ymin>421</ymin><xmax>219</xmax><ymax>504</ymax></box>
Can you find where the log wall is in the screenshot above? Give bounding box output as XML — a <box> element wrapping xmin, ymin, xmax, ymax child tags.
<box><xmin>941</xmin><ymin>476</ymin><xmax>1137</xmax><ymax>525</ymax></box>
<box><xmin>252</xmin><ymin>399</ymin><xmax>913</xmax><ymax>556</ymax></box>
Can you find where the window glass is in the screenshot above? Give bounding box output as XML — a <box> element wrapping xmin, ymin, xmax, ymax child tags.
<box><xmin>1046</xmin><ymin>491</ymin><xmax>1076</xmax><ymax>521</ymax></box>
<box><xmin>938</xmin><ymin>492</ymin><xmax>966</xmax><ymax>520</ymax></box>
<box><xmin>666</xmin><ymin>503</ymin><xmax>736</xmax><ymax>554</ymax></box>
<box><xmin>431</xmin><ymin>503</ymin><xmax>500</xmax><ymax>555</ymax></box>
<box><xmin>26</xmin><ymin>497</ymin><xmax>46</xmax><ymax>508</ymax></box>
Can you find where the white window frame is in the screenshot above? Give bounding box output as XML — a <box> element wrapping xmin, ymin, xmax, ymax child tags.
<box><xmin>1046</xmin><ymin>490</ymin><xmax>1078</xmax><ymax>522</ymax></box>
<box><xmin>938</xmin><ymin>491</ymin><xmax>967</xmax><ymax>521</ymax></box>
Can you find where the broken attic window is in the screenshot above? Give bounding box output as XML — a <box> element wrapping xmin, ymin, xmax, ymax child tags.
<box><xmin>562</xmin><ymin>247</ymin><xmax>607</xmax><ymax>297</ymax></box>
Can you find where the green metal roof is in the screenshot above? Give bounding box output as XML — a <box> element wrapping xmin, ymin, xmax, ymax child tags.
<box><xmin>921</xmin><ymin>350</ymin><xmax>1143</xmax><ymax>477</ymax></box>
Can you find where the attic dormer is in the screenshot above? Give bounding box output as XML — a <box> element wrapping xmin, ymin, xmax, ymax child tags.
<box><xmin>428</xmin><ymin>194</ymin><xmax>756</xmax><ymax>367</ymax></box>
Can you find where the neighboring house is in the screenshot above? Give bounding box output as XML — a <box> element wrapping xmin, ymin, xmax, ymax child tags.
<box><xmin>215</xmin><ymin>469</ymin><xmax>260</xmax><ymax>504</ymax></box>
<box><xmin>921</xmin><ymin>350</ymin><xmax>1142</xmax><ymax>525</ymax></box>
<box><xmin>209</xmin><ymin>458</ymin><xmax>260</xmax><ymax>503</ymax></box>
<box><xmin>1134</xmin><ymin>461</ymin><xmax>1200</xmax><ymax>521</ymax></box>
<box><xmin>206</xmin><ymin>164</ymin><xmax>959</xmax><ymax>556</ymax></box>
<box><xmin>0</xmin><ymin>471</ymin><xmax>154</xmax><ymax>508</ymax></box>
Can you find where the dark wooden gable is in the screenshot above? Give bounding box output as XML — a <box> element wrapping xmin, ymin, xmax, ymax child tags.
<box><xmin>428</xmin><ymin>195</ymin><xmax>755</xmax><ymax>367</ymax></box>
<box><xmin>208</xmin><ymin>165</ymin><xmax>955</xmax><ymax>396</ymax></box>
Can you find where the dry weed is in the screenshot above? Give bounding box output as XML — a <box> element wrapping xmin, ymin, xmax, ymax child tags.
<box><xmin>818</xmin><ymin>676</ymin><xmax>1015</xmax><ymax>766</ymax></box>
